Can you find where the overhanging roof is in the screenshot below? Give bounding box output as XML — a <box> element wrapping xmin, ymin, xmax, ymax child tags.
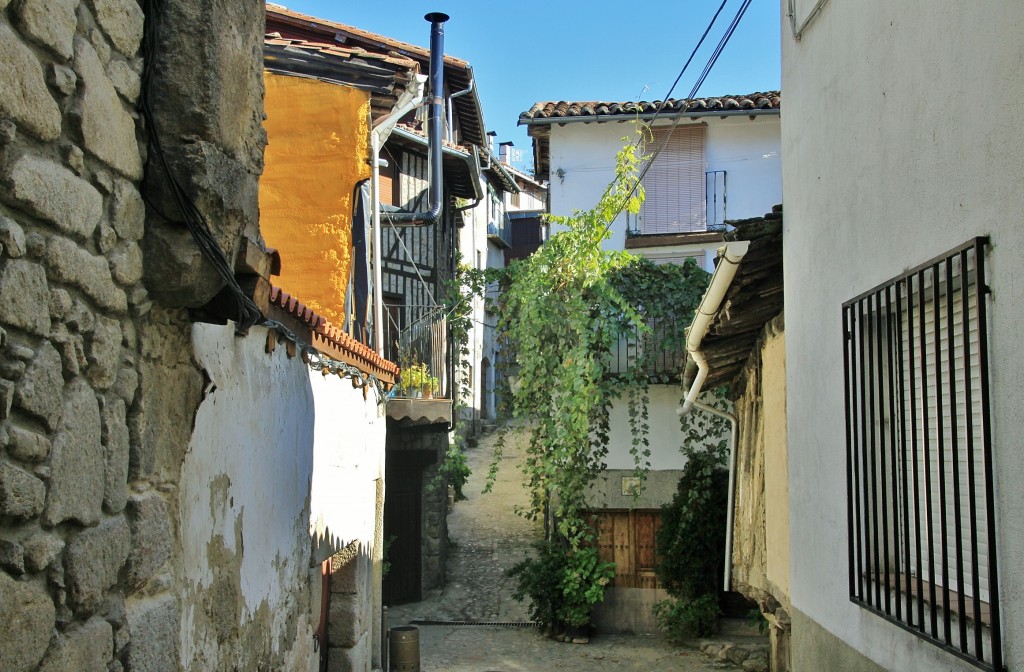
<box><xmin>697</xmin><ymin>206</ymin><xmax>784</xmax><ymax>390</ymax></box>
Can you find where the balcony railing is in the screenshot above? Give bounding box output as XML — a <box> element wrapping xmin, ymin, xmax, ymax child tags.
<box><xmin>487</xmin><ymin>214</ymin><xmax>513</xmax><ymax>249</ymax></box>
<box><xmin>384</xmin><ymin>304</ymin><xmax>449</xmax><ymax>399</ymax></box>
<box><xmin>607</xmin><ymin>316</ymin><xmax>686</xmax><ymax>381</ymax></box>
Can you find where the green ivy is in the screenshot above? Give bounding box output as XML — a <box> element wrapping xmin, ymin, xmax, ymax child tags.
<box><xmin>486</xmin><ymin>134</ymin><xmax>713</xmax><ymax>630</ymax></box>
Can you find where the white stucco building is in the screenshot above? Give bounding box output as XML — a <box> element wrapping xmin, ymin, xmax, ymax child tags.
<box><xmin>781</xmin><ymin>1</ymin><xmax>1023</xmax><ymax>670</ymax></box>
<box><xmin>520</xmin><ymin>93</ymin><xmax>781</xmax><ymax>631</ymax></box>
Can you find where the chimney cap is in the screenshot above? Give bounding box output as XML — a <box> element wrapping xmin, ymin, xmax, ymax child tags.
<box><xmin>424</xmin><ymin>12</ymin><xmax>450</xmax><ymax>22</ymax></box>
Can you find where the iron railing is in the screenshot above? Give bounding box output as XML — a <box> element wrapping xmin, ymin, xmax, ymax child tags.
<box><xmin>842</xmin><ymin>238</ymin><xmax>1001</xmax><ymax>670</ymax></box>
<box><xmin>487</xmin><ymin>214</ymin><xmax>514</xmax><ymax>249</ymax></box>
<box><xmin>606</xmin><ymin>317</ymin><xmax>685</xmax><ymax>380</ymax></box>
<box><xmin>384</xmin><ymin>304</ymin><xmax>449</xmax><ymax>399</ymax></box>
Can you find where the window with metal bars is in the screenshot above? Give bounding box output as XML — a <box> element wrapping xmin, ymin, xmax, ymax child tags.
<box><xmin>637</xmin><ymin>125</ymin><xmax>706</xmax><ymax>234</ymax></box>
<box><xmin>842</xmin><ymin>237</ymin><xmax>1002</xmax><ymax>671</ymax></box>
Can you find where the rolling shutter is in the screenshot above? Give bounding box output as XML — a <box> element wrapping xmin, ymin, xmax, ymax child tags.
<box><xmin>638</xmin><ymin>125</ymin><xmax>706</xmax><ymax>234</ymax></box>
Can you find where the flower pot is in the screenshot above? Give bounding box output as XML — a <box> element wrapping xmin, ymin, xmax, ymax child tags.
<box><xmin>421</xmin><ymin>386</ymin><xmax>433</xmax><ymax>399</ymax></box>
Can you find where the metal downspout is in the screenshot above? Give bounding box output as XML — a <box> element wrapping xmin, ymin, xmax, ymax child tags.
<box><xmin>678</xmin><ymin>240</ymin><xmax>750</xmax><ymax>592</ymax></box>
<box><xmin>387</xmin><ymin>12</ymin><xmax>448</xmax><ymax>227</ymax></box>
<box><xmin>447</xmin><ymin>78</ymin><xmax>474</xmax><ymax>143</ymax></box>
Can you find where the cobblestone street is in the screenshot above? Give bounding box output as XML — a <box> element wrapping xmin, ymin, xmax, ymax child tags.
<box><xmin>386</xmin><ymin>425</ymin><xmax>722</xmax><ymax>672</ymax></box>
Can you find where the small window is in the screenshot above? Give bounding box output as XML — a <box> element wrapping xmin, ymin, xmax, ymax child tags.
<box><xmin>842</xmin><ymin>237</ymin><xmax>1002</xmax><ymax>670</ymax></box>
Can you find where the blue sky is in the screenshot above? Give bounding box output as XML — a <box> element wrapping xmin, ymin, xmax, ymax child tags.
<box><xmin>273</xmin><ymin>0</ymin><xmax>782</xmax><ymax>171</ymax></box>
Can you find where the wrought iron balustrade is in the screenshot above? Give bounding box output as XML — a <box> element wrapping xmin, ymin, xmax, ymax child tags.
<box><xmin>383</xmin><ymin>303</ymin><xmax>449</xmax><ymax>399</ymax></box>
<box><xmin>607</xmin><ymin>316</ymin><xmax>685</xmax><ymax>381</ymax></box>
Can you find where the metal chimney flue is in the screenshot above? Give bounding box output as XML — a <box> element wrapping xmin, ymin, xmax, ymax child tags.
<box><xmin>389</xmin><ymin>12</ymin><xmax>448</xmax><ymax>227</ymax></box>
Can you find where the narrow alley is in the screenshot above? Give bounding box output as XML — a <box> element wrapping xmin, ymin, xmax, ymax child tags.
<box><xmin>386</xmin><ymin>426</ymin><xmax>724</xmax><ymax>672</ymax></box>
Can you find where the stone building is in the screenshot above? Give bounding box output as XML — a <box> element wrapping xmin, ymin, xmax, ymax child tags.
<box><xmin>0</xmin><ymin>1</ymin><xmax>400</xmax><ymax>670</ymax></box>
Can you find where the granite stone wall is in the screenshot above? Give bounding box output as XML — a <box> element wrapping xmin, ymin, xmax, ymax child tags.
<box><xmin>0</xmin><ymin>1</ymin><xmax>283</xmax><ymax>670</ymax></box>
<box><xmin>0</xmin><ymin>1</ymin><xmax>162</xmax><ymax>669</ymax></box>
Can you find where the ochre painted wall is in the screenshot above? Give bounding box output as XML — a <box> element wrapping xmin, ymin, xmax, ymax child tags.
<box><xmin>260</xmin><ymin>73</ymin><xmax>372</xmax><ymax>325</ymax></box>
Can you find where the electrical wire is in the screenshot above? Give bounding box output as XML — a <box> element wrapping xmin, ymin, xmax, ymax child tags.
<box><xmin>140</xmin><ymin>0</ymin><xmax>392</xmax><ymax>401</ymax></box>
<box><xmin>600</xmin><ymin>0</ymin><xmax>755</xmax><ymax>236</ymax></box>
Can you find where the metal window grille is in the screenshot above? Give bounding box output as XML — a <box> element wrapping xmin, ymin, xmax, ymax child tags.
<box><xmin>842</xmin><ymin>237</ymin><xmax>1002</xmax><ymax>670</ymax></box>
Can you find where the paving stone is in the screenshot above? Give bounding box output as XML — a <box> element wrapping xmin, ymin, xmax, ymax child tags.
<box><xmin>125</xmin><ymin>491</ymin><xmax>172</xmax><ymax>588</ymax></box>
<box><xmin>125</xmin><ymin>594</ymin><xmax>179</xmax><ymax>672</ymax></box>
<box><xmin>15</xmin><ymin>341</ymin><xmax>64</xmax><ymax>430</ymax></box>
<box><xmin>65</xmin><ymin>516</ymin><xmax>130</xmax><ymax>612</ymax></box>
<box><xmin>0</xmin><ymin>572</ymin><xmax>56</xmax><ymax>671</ymax></box>
<box><xmin>0</xmin><ymin>259</ymin><xmax>50</xmax><ymax>336</ymax></box>
<box><xmin>49</xmin><ymin>64</ymin><xmax>78</xmax><ymax>96</ymax></box>
<box><xmin>113</xmin><ymin>365</ymin><xmax>138</xmax><ymax>405</ymax></box>
<box><xmin>44</xmin><ymin>378</ymin><xmax>105</xmax><ymax>527</ymax></box>
<box><xmin>0</xmin><ymin>153</ymin><xmax>104</xmax><ymax>240</ymax></box>
<box><xmin>74</xmin><ymin>37</ymin><xmax>143</xmax><ymax>179</ymax></box>
<box><xmin>97</xmin><ymin>222</ymin><xmax>118</xmax><ymax>254</ymax></box>
<box><xmin>0</xmin><ymin>22</ymin><xmax>62</xmax><ymax>141</ymax></box>
<box><xmin>14</xmin><ymin>0</ymin><xmax>78</xmax><ymax>59</ymax></box>
<box><xmin>46</xmin><ymin>236</ymin><xmax>128</xmax><ymax>313</ymax></box>
<box><xmin>0</xmin><ymin>216</ymin><xmax>27</xmax><ymax>258</ymax></box>
<box><xmin>8</xmin><ymin>425</ymin><xmax>52</xmax><ymax>463</ymax></box>
<box><xmin>0</xmin><ymin>379</ymin><xmax>13</xmax><ymax>420</ymax></box>
<box><xmin>88</xmin><ymin>0</ymin><xmax>145</xmax><ymax>57</ymax></box>
<box><xmin>50</xmin><ymin>288</ymin><xmax>73</xmax><ymax>321</ymax></box>
<box><xmin>23</xmin><ymin>531</ymin><xmax>66</xmax><ymax>572</ymax></box>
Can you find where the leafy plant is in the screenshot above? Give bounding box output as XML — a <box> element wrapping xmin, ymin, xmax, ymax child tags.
<box><xmin>747</xmin><ymin>607</ymin><xmax>770</xmax><ymax>635</ymax></box>
<box><xmin>507</xmin><ymin>538</ymin><xmax>615</xmax><ymax>631</ymax></box>
<box><xmin>488</xmin><ymin>133</ymin><xmax>713</xmax><ymax>633</ymax></box>
<box><xmin>653</xmin><ymin>593</ymin><xmax>722</xmax><ymax>641</ymax></box>
<box><xmin>438</xmin><ymin>438</ymin><xmax>471</xmax><ymax>501</ymax></box>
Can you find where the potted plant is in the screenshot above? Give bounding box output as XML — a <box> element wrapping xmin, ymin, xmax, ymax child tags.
<box><xmin>402</xmin><ymin>362</ymin><xmax>429</xmax><ymax>398</ymax></box>
<box><xmin>422</xmin><ymin>374</ymin><xmax>439</xmax><ymax>399</ymax></box>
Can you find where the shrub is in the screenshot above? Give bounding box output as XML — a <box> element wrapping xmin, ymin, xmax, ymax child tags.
<box><xmin>653</xmin><ymin>594</ymin><xmax>722</xmax><ymax>641</ymax></box>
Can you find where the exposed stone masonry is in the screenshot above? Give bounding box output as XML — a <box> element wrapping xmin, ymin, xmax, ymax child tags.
<box><xmin>0</xmin><ymin>1</ymin><xmax>173</xmax><ymax>669</ymax></box>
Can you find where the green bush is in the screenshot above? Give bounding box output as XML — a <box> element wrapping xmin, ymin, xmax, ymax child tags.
<box><xmin>652</xmin><ymin>449</ymin><xmax>729</xmax><ymax>641</ymax></box>
<box><xmin>653</xmin><ymin>594</ymin><xmax>722</xmax><ymax>641</ymax></box>
<box><xmin>507</xmin><ymin>538</ymin><xmax>615</xmax><ymax>632</ymax></box>
<box><xmin>655</xmin><ymin>450</ymin><xmax>729</xmax><ymax>599</ymax></box>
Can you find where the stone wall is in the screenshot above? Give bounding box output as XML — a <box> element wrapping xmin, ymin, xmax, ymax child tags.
<box><xmin>0</xmin><ymin>1</ymin><xmax>309</xmax><ymax>670</ymax></box>
<box><xmin>385</xmin><ymin>423</ymin><xmax>450</xmax><ymax>594</ymax></box>
<box><xmin>0</xmin><ymin>0</ymin><xmax>161</xmax><ymax>669</ymax></box>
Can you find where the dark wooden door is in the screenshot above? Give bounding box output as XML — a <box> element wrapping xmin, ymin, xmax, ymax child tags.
<box><xmin>383</xmin><ymin>462</ymin><xmax>422</xmax><ymax>605</ymax></box>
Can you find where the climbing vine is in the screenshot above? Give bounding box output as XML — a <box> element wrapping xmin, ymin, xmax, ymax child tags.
<box><xmin>435</xmin><ymin>257</ymin><xmax>486</xmax><ymax>500</ymax></box>
<box><xmin>487</xmin><ymin>135</ymin><xmax>712</xmax><ymax>630</ymax></box>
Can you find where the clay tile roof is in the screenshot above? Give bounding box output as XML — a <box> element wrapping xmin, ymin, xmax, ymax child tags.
<box><xmin>269</xmin><ymin>286</ymin><xmax>400</xmax><ymax>378</ymax></box>
<box><xmin>264</xmin><ymin>34</ymin><xmax>418</xmax><ymax>72</ymax></box>
<box><xmin>266</xmin><ymin>4</ymin><xmax>470</xmax><ymax>68</ymax></box>
<box><xmin>519</xmin><ymin>91</ymin><xmax>781</xmax><ymax>123</ymax></box>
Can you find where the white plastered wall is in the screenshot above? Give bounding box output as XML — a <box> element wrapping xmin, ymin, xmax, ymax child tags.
<box><xmin>544</xmin><ymin>114</ymin><xmax>781</xmax><ymax>261</ymax></box>
<box><xmin>781</xmin><ymin>0</ymin><xmax>1024</xmax><ymax>668</ymax></box>
<box><xmin>179</xmin><ymin>324</ymin><xmax>317</xmax><ymax>671</ymax></box>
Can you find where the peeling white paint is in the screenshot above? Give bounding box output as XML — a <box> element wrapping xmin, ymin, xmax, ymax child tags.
<box><xmin>178</xmin><ymin>323</ymin><xmax>315</xmax><ymax>669</ymax></box>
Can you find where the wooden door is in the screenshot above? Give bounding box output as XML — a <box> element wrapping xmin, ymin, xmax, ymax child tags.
<box><xmin>383</xmin><ymin>463</ymin><xmax>422</xmax><ymax>605</ymax></box>
<box><xmin>592</xmin><ymin>510</ymin><xmax>662</xmax><ymax>589</ymax></box>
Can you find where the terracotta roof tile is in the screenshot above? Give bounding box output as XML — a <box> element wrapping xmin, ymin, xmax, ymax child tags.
<box><xmin>266</xmin><ymin>4</ymin><xmax>470</xmax><ymax>68</ymax></box>
<box><xmin>269</xmin><ymin>286</ymin><xmax>399</xmax><ymax>378</ymax></box>
<box><xmin>519</xmin><ymin>91</ymin><xmax>781</xmax><ymax>123</ymax></box>
<box><xmin>264</xmin><ymin>34</ymin><xmax>419</xmax><ymax>71</ymax></box>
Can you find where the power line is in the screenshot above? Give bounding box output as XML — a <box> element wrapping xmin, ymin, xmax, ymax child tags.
<box><xmin>601</xmin><ymin>0</ymin><xmax>755</xmax><ymax>236</ymax></box>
